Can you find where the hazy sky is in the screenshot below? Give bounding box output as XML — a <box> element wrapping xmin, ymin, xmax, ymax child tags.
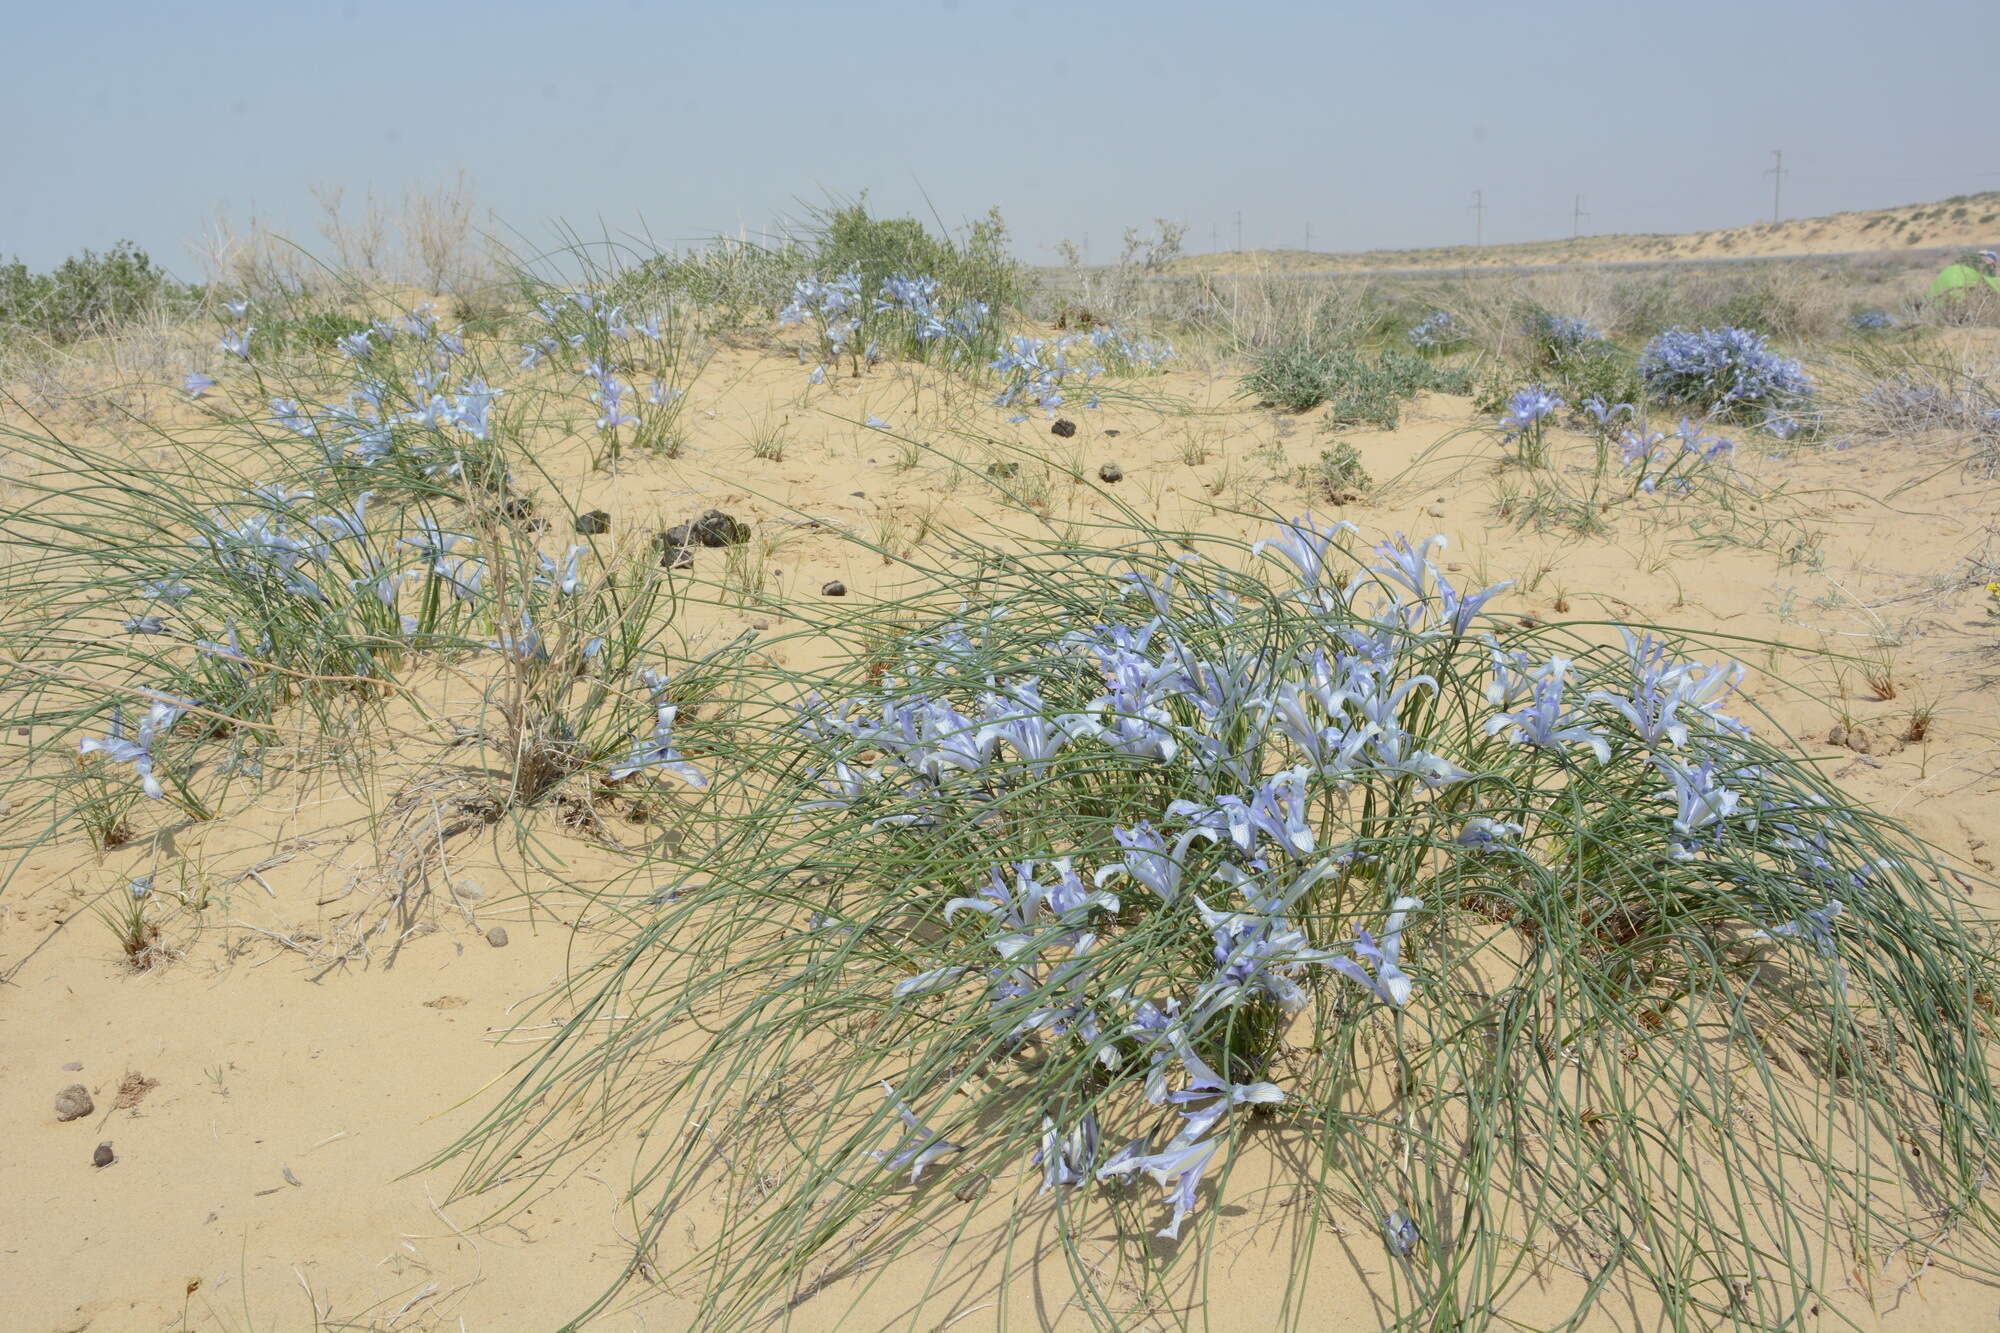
<box><xmin>6</xmin><ymin>0</ymin><xmax>1997</xmax><ymax>274</ymax></box>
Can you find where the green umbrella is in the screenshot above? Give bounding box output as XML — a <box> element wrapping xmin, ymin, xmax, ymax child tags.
<box><xmin>1928</xmin><ymin>264</ymin><xmax>2000</xmax><ymax>299</ymax></box>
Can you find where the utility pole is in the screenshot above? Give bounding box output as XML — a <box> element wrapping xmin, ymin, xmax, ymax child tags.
<box><xmin>1304</xmin><ymin>220</ymin><xmax>1312</xmax><ymax>251</ymax></box>
<box><xmin>1765</xmin><ymin>150</ymin><xmax>1785</xmax><ymax>224</ymax></box>
<box><xmin>1235</xmin><ymin>211</ymin><xmax>1244</xmax><ymax>253</ymax></box>
<box><xmin>1469</xmin><ymin>190</ymin><xmax>1485</xmax><ymax>247</ymax></box>
<box><xmin>1210</xmin><ymin>221</ymin><xmax>1218</xmax><ymax>252</ymax></box>
<box><xmin>1572</xmin><ymin>194</ymin><xmax>1588</xmax><ymax>240</ymax></box>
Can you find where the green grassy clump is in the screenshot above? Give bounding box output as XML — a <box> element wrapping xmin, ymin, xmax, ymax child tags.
<box><xmin>0</xmin><ymin>240</ymin><xmax>203</xmax><ymax>346</ymax></box>
<box><xmin>1299</xmin><ymin>440</ymin><xmax>1374</xmax><ymax>496</ymax></box>
<box><xmin>1244</xmin><ymin>341</ymin><xmax>1470</xmax><ymax>425</ymax></box>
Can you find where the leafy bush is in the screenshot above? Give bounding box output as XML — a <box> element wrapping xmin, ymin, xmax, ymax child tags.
<box><xmin>253</xmin><ymin>310</ymin><xmax>374</xmax><ymax>356</ymax></box>
<box><xmin>1298</xmin><ymin>441</ymin><xmax>1373</xmax><ymax>496</ymax></box>
<box><xmin>1705</xmin><ymin>279</ymin><xmax>1812</xmax><ymax>337</ymax></box>
<box><xmin>1244</xmin><ymin>344</ymin><xmax>1469</xmax><ymax>425</ymax></box>
<box><xmin>0</xmin><ymin>241</ymin><xmax>202</xmax><ymax>345</ymax></box>
<box><xmin>811</xmin><ymin>199</ymin><xmax>1022</xmax><ymax>321</ymax></box>
<box><xmin>613</xmin><ymin>241</ymin><xmax>812</xmax><ymax>333</ymax></box>
<box><xmin>1242</xmin><ymin>340</ymin><xmax>1344</xmax><ymax>412</ymax></box>
<box><xmin>1548</xmin><ymin>342</ymin><xmax>1643</xmax><ymax>417</ymax></box>
<box><xmin>1638</xmin><ymin>325</ymin><xmax>1812</xmax><ymax>417</ymax></box>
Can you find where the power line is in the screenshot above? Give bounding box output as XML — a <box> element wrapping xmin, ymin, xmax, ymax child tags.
<box><xmin>1469</xmin><ymin>190</ymin><xmax>1485</xmax><ymax>247</ymax></box>
<box><xmin>1765</xmin><ymin>150</ymin><xmax>1786</xmax><ymax>224</ymax></box>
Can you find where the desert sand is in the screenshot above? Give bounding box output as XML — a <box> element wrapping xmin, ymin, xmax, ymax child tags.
<box><xmin>4</xmin><ymin>234</ymin><xmax>2000</xmax><ymax>1332</ymax></box>
<box><xmin>1168</xmin><ymin>192</ymin><xmax>2000</xmax><ymax>275</ymax></box>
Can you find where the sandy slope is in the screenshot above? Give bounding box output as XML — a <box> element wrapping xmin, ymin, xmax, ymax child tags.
<box><xmin>4</xmin><ymin>334</ymin><xmax>2000</xmax><ymax>1330</ymax></box>
<box><xmin>1167</xmin><ymin>192</ymin><xmax>2000</xmax><ymax>275</ymax></box>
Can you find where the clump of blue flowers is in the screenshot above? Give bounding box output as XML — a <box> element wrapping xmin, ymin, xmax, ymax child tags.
<box><xmin>712</xmin><ymin>513</ymin><xmax>1946</xmax><ymax>1266</ymax></box>
<box><xmin>990</xmin><ymin>327</ymin><xmax>1172</xmax><ymax>418</ymax></box>
<box><xmin>447</xmin><ymin>508</ymin><xmax>2000</xmax><ymax>1329</ymax></box>
<box><xmin>1525</xmin><ymin>311</ymin><xmax>1605</xmax><ymax>362</ymax></box>
<box><xmin>778</xmin><ymin>269</ymin><xmax>1001</xmax><ymax>384</ymax></box>
<box><xmin>1637</xmin><ymin>325</ymin><xmax>1811</xmax><ymax>418</ymax></box>
<box><xmin>1498</xmin><ymin>386</ymin><xmax>1564</xmax><ymax>467</ymax></box>
<box><xmin>1406</xmin><ymin>310</ymin><xmax>1462</xmax><ymax>351</ymax></box>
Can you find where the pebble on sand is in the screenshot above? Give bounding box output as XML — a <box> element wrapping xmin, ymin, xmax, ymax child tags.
<box><xmin>688</xmin><ymin>509</ymin><xmax>751</xmax><ymax>547</ymax></box>
<box><xmin>821</xmin><ymin>580</ymin><xmax>847</xmax><ymax>597</ymax></box>
<box><xmin>487</xmin><ymin>926</ymin><xmax>510</xmax><ymax>948</ymax></box>
<box><xmin>93</xmin><ymin>1142</ymin><xmax>115</xmax><ymax>1168</ymax></box>
<box><xmin>54</xmin><ymin>1084</ymin><xmax>93</xmax><ymax>1122</ymax></box>
<box><xmin>1098</xmin><ymin>462</ymin><xmax>1124</xmax><ymax>483</ymax></box>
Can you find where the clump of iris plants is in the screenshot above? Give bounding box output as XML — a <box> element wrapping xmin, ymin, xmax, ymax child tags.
<box><xmin>5</xmin><ymin>284</ymin><xmax>728</xmax><ymax>872</ymax></box>
<box><xmin>1497</xmin><ymin>384</ymin><xmax>1563</xmax><ymax>466</ymax></box>
<box><xmin>779</xmin><ymin>269</ymin><xmax>1003</xmax><ymax>384</ymax></box>
<box><xmin>1615</xmin><ymin>414</ymin><xmax>1737</xmax><ymax>494</ymax></box>
<box><xmin>990</xmin><ymin>326</ymin><xmax>1172</xmax><ymax>419</ymax></box>
<box><xmin>446</xmin><ymin>515</ymin><xmax>2000</xmax><ymax>1330</ymax></box>
<box><xmin>522</xmin><ymin>289</ymin><xmax>698</xmax><ymax>465</ymax></box>
<box><xmin>1524</xmin><ymin>310</ymin><xmax>1605</xmax><ymax>362</ymax></box>
<box><xmin>1638</xmin><ymin>324</ymin><xmax>1812</xmax><ymax>420</ymax></box>
<box><xmin>1405</xmin><ymin>309</ymin><xmax>1462</xmax><ymax>352</ymax></box>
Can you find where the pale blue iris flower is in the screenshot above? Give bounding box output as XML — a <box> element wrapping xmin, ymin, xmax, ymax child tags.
<box><xmin>80</xmin><ymin>700</ymin><xmax>188</xmax><ymax>799</ymax></box>
<box><xmin>871</xmin><ymin>1082</ymin><xmax>962</xmax><ymax>1183</ymax></box>
<box><xmin>608</xmin><ymin>704</ymin><xmax>707</xmax><ymax>787</ymax></box>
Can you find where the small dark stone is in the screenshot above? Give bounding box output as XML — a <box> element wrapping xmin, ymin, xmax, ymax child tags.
<box><xmin>1097</xmin><ymin>462</ymin><xmax>1124</xmax><ymax>483</ymax></box>
<box><xmin>689</xmin><ymin>508</ymin><xmax>750</xmax><ymax>547</ymax></box>
<box><xmin>502</xmin><ymin>496</ymin><xmax>536</xmax><ymax>521</ymax></box>
<box><xmin>575</xmin><ymin>510</ymin><xmax>612</xmax><ymax>536</ymax></box>
<box><xmin>985</xmin><ymin>461</ymin><xmax>1020</xmax><ymax>479</ymax></box>
<box><xmin>93</xmin><ymin>1142</ymin><xmax>115</xmax><ymax>1169</ymax></box>
<box><xmin>62</xmin><ymin>1061</ymin><xmax>82</xmax><ymax>1072</ymax></box>
<box><xmin>486</xmin><ymin>926</ymin><xmax>509</xmax><ymax>949</ymax></box>
<box><xmin>849</xmin><ymin>491</ymin><xmax>866</xmax><ymax>498</ymax></box>
<box><xmin>523</xmin><ymin>517</ymin><xmax>550</xmax><ymax>533</ymax></box>
<box><xmin>54</xmin><ymin>1084</ymin><xmax>93</xmax><ymax>1122</ymax></box>
<box><xmin>821</xmin><ymin>580</ymin><xmax>847</xmax><ymax>597</ymax></box>
<box><xmin>1104</xmin><ymin>429</ymin><xmax>1121</xmax><ymax>438</ymax></box>
<box><xmin>655</xmin><ymin>525</ymin><xmax>698</xmax><ymax>569</ymax></box>
<box><xmin>1050</xmin><ymin>419</ymin><xmax>1077</xmax><ymax>438</ymax></box>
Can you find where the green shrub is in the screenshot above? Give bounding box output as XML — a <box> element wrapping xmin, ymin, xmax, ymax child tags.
<box><xmin>1299</xmin><ymin>441</ymin><xmax>1373</xmax><ymax>496</ymax></box>
<box><xmin>1242</xmin><ymin>341</ymin><xmax>1344</xmax><ymax>412</ymax></box>
<box><xmin>0</xmin><ymin>241</ymin><xmax>202</xmax><ymax>345</ymax></box>
<box><xmin>1553</xmin><ymin>344</ymin><xmax>1643</xmax><ymax>416</ymax></box>
<box><xmin>811</xmin><ymin>198</ymin><xmax>1023</xmax><ymax>318</ymax></box>
<box><xmin>613</xmin><ymin>241</ymin><xmax>813</xmax><ymax>333</ymax></box>
<box><xmin>1244</xmin><ymin>343</ymin><xmax>1470</xmax><ymax>423</ymax></box>
<box><xmin>254</xmin><ymin>310</ymin><xmax>373</xmax><ymax>356</ymax></box>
